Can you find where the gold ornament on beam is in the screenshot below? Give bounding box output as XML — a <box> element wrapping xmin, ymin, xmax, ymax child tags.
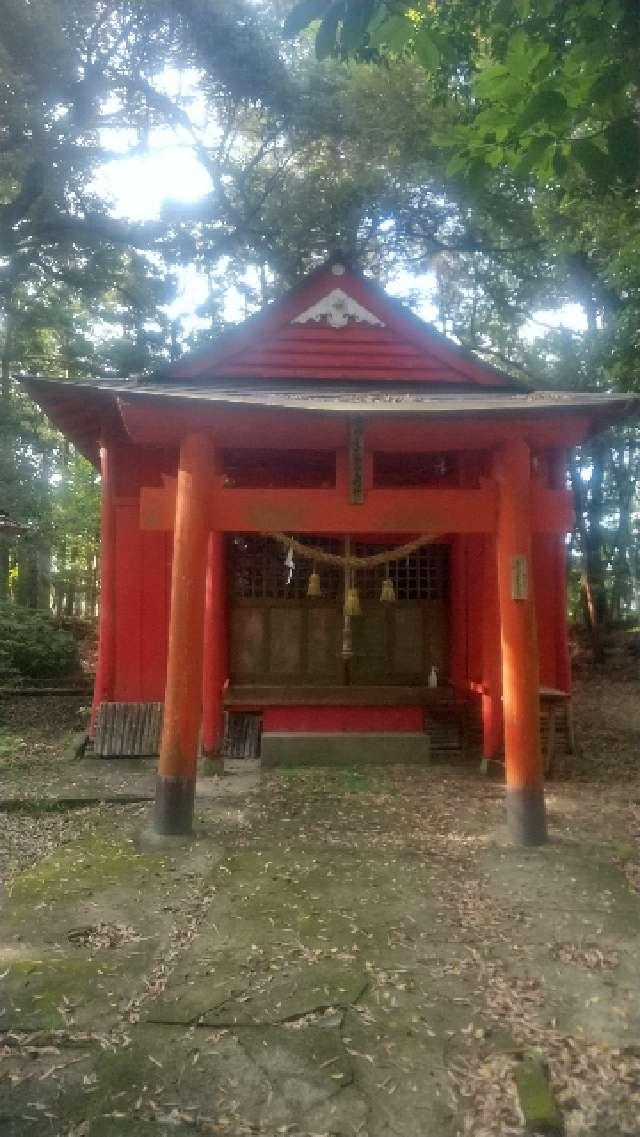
<box><xmin>380</xmin><ymin>576</ymin><xmax>396</xmax><ymax>603</ymax></box>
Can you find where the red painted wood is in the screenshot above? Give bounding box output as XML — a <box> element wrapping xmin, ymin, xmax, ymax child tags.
<box><xmin>141</xmin><ymin>482</ymin><xmax>499</xmax><ymax>535</ymax></box>
<box><xmin>548</xmin><ymin>451</ymin><xmax>571</xmax><ymax>693</ymax></box>
<box><xmin>113</xmin><ymin>500</ymin><xmax>143</xmax><ymax>701</ymax></box>
<box><xmin>481</xmin><ymin>536</ymin><xmax>502</xmax><ymax>758</ymax></box>
<box><xmin>140</xmin><ymin>530</ymin><xmax>169</xmax><ymax>700</ymax></box>
<box><xmin>163</xmin><ymin>263</ymin><xmax>515</xmax><ymax>388</ymax></box>
<box><xmin>140</xmin><ymin>475</ymin><xmax>573</xmax><ymax>538</ymax></box>
<box><xmin>262</xmin><ymin>706</ymin><xmax>424</xmax><ymax>732</ymax></box>
<box><xmin>95</xmin><ymin>444</ymin><xmax>174</xmax><ymax>707</ymax></box>
<box><xmin>554</xmin><ymin>537</ymin><xmax>571</xmax><ymax>693</ymax></box>
<box><xmin>202</xmin><ymin>531</ymin><xmax>227</xmax><ymax>754</ymax></box>
<box><xmin>158</xmin><ymin>432</ymin><xmax>213</xmax><ymax>780</ymax></box>
<box><xmin>118</xmin><ymin>396</ymin><xmax>596</xmax><ymax>453</ymax></box>
<box><xmin>449</xmin><ymin>535</ymin><xmax>468</xmax><ymax>695</ymax></box>
<box><xmin>465</xmin><ymin>535</ymin><xmax>484</xmax><ymax>690</ymax></box>
<box><xmin>91</xmin><ymin>443</ymin><xmax>116</xmax><ymax>730</ymax></box>
<box><xmin>533</xmin><ymin>535</ymin><xmax>557</xmax><ymax>688</ymax></box>
<box><xmin>496</xmin><ymin>440</ymin><xmax>543</xmax><ymax>792</ymax></box>
<box><xmin>215</xmin><ymin>363</ymin><xmax>456</xmax><ymax>381</ymax></box>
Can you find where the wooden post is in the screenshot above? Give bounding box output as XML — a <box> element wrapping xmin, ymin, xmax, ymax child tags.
<box><xmin>554</xmin><ymin>536</ymin><xmax>571</xmax><ymax>692</ymax></box>
<box><xmin>202</xmin><ymin>530</ymin><xmax>227</xmax><ymax>763</ymax></box>
<box><xmin>91</xmin><ymin>442</ymin><xmax>116</xmax><ymax>732</ymax></box>
<box><xmin>450</xmin><ymin>535</ymin><xmax>468</xmax><ymax>694</ymax></box>
<box><xmin>496</xmin><ymin>438</ymin><xmax>547</xmax><ymax>845</ymax></box>
<box><xmin>154</xmin><ymin>432</ymin><xmax>212</xmax><ymax>835</ymax></box>
<box><xmin>549</xmin><ymin>450</ymin><xmax>571</xmax><ymax>693</ymax></box>
<box><xmin>481</xmin><ymin>535</ymin><xmax>502</xmax><ymax>759</ymax></box>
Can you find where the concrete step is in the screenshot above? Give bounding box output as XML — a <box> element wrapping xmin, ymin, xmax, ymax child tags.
<box><xmin>260</xmin><ymin>731</ymin><xmax>431</xmax><ymax>767</ymax></box>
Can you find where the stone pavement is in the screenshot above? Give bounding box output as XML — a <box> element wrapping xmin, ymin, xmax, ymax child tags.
<box><xmin>1</xmin><ymin>765</ymin><xmax>640</xmax><ymax>1136</ymax></box>
<box><xmin>0</xmin><ymin>757</ymin><xmax>260</xmax><ymax>809</ymax></box>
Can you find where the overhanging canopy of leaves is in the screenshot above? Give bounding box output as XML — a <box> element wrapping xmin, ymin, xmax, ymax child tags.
<box><xmin>284</xmin><ymin>0</ymin><xmax>639</xmax><ymax>189</ymax></box>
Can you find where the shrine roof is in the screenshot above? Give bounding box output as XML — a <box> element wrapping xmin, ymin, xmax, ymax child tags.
<box><xmin>111</xmin><ymin>381</ymin><xmax>640</xmax><ymax>416</ymax></box>
<box><xmin>19</xmin><ymin>259</ymin><xmax>640</xmax><ymax>461</ymax></box>
<box><xmin>21</xmin><ymin>374</ymin><xmax>640</xmax><ymax>463</ymax></box>
<box><xmin>149</xmin><ymin>260</ymin><xmax>524</xmax><ymax>389</ymax></box>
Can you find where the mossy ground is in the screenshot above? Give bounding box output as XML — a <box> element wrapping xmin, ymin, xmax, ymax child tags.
<box><xmin>2</xmin><ymin>679</ymin><xmax>640</xmax><ymax>1135</ymax></box>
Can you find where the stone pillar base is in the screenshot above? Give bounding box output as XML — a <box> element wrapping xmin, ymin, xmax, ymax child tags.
<box><xmin>154</xmin><ymin>774</ymin><xmax>196</xmax><ymax>835</ymax></box>
<box><xmin>506</xmin><ymin>786</ymin><xmax>547</xmax><ymax>846</ymax></box>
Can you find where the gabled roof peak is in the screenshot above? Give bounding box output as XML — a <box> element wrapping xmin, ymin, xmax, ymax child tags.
<box><xmin>155</xmin><ymin>260</ymin><xmax>523</xmax><ymax>391</ymax></box>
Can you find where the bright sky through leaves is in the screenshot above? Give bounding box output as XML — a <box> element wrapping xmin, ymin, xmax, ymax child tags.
<box><xmin>90</xmin><ymin>65</ymin><xmax>587</xmax><ymax>341</ymax></box>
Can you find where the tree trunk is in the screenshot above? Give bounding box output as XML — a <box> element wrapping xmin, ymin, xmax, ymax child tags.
<box><xmin>570</xmin><ymin>441</ymin><xmax>609</xmax><ymax>663</ymax></box>
<box><xmin>1</xmin><ymin>295</ymin><xmax>17</xmax><ymax>403</ymax></box>
<box><xmin>610</xmin><ymin>433</ymin><xmax>635</xmax><ymax>622</ymax></box>
<box><xmin>37</xmin><ymin>449</ymin><xmax>52</xmax><ymax>611</ymax></box>
<box><xmin>0</xmin><ymin>536</ymin><xmax>9</xmax><ymax>602</ymax></box>
<box><xmin>14</xmin><ymin>544</ymin><xmax>40</xmax><ymax>609</ymax></box>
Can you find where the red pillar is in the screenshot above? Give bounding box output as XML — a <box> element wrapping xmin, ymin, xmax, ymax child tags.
<box><xmin>91</xmin><ymin>442</ymin><xmax>116</xmax><ymax>732</ymax></box>
<box><xmin>202</xmin><ymin>531</ymin><xmax>227</xmax><ymax>760</ymax></box>
<box><xmin>154</xmin><ymin>432</ymin><xmax>212</xmax><ymax>835</ymax></box>
<box><xmin>549</xmin><ymin>450</ymin><xmax>571</xmax><ymax>693</ymax></box>
<box><xmin>450</xmin><ymin>535</ymin><xmax>468</xmax><ymax>694</ymax></box>
<box><xmin>554</xmin><ymin>537</ymin><xmax>571</xmax><ymax>692</ymax></box>
<box><xmin>481</xmin><ymin>536</ymin><xmax>502</xmax><ymax>758</ymax></box>
<box><xmin>496</xmin><ymin>438</ymin><xmax>547</xmax><ymax>845</ymax></box>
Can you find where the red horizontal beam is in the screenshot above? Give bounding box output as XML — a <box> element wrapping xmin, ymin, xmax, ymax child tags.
<box><xmin>139</xmin><ymin>480</ymin><xmax>572</xmax><ymax>536</ymax></box>
<box><xmin>141</xmin><ymin>481</ymin><xmax>498</xmax><ymax>534</ymax></box>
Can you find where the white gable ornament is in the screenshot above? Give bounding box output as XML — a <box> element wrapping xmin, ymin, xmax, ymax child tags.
<box><xmin>291</xmin><ymin>288</ymin><xmax>385</xmax><ymax>329</ymax></box>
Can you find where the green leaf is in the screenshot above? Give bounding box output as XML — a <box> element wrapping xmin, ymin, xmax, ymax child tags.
<box><xmin>340</xmin><ymin>0</ymin><xmax>374</xmax><ymax>54</ymax></box>
<box><xmin>446</xmin><ymin>153</ymin><xmax>469</xmax><ymax>176</ymax></box>
<box><xmin>432</xmin><ymin>130</ymin><xmax>457</xmax><ymax>149</ymax></box>
<box><xmin>552</xmin><ymin>148</ymin><xmax>569</xmax><ymax>178</ymax></box>
<box><xmin>605</xmin><ymin>117</ymin><xmax>640</xmax><ymax>180</ymax></box>
<box><xmin>282</xmin><ymin>0</ymin><xmax>329</xmax><ymax>38</ymax></box>
<box><xmin>535</xmin><ymin>142</ymin><xmax>557</xmax><ymax>182</ymax></box>
<box><xmin>517</xmin><ymin>88</ymin><xmax>568</xmax><ymax>131</ymax></box>
<box><xmin>475</xmin><ymin>63</ymin><xmax>510</xmax><ymax>97</ymax></box>
<box><xmin>505</xmin><ymin>31</ymin><xmax>549</xmax><ymax>77</ymax></box>
<box><xmin>368</xmin><ymin>13</ymin><xmax>412</xmax><ymax>53</ymax></box>
<box><xmin>474</xmin><ymin>106</ymin><xmax>509</xmax><ymax>132</ymax></box>
<box><xmin>485</xmin><ymin>146</ymin><xmax>504</xmax><ymax>168</ymax></box>
<box><xmin>315</xmin><ymin>1</ymin><xmax>345</xmax><ymax>59</ymax></box>
<box><xmin>514</xmin><ymin>132</ymin><xmax>554</xmax><ymax>175</ymax></box>
<box><xmin>571</xmin><ymin>137</ymin><xmax>610</xmax><ymax>186</ymax></box>
<box><xmin>589</xmin><ymin>66</ymin><xmax>625</xmax><ymax>102</ymax></box>
<box><xmin>507</xmin><ymin>30</ymin><xmax>528</xmax><ymax>61</ymax></box>
<box><xmin>414</xmin><ymin>27</ymin><xmax>440</xmax><ymax>71</ymax></box>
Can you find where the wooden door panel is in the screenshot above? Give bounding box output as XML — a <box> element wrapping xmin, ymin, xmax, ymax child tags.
<box><xmin>307</xmin><ymin>607</ymin><xmax>342</xmax><ymax>682</ymax></box>
<box><xmin>424</xmin><ymin>601</ymin><xmax>448</xmax><ymax>678</ymax></box>
<box><xmin>230</xmin><ymin>601</ymin><xmax>449</xmax><ymax>686</ymax></box>
<box><xmin>392</xmin><ymin>604</ymin><xmax>425</xmax><ymax>681</ymax></box>
<box><xmin>269</xmin><ymin>607</ymin><xmax>303</xmax><ymax>676</ymax></box>
<box><xmin>350</xmin><ymin>607</ymin><xmax>389</xmax><ymax>683</ymax></box>
<box><xmin>231</xmin><ymin>607</ymin><xmax>266</xmax><ymax>680</ymax></box>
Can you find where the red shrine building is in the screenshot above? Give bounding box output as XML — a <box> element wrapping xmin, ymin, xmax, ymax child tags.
<box><xmin>25</xmin><ymin>260</ymin><xmax>637</xmax><ymax>843</ymax></box>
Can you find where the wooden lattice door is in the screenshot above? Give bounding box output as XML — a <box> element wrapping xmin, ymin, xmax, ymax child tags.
<box><xmin>228</xmin><ymin>536</ymin><xmax>449</xmax><ymax>687</ymax></box>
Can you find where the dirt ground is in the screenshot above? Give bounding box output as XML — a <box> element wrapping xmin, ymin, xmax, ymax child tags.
<box><xmin>1</xmin><ymin>674</ymin><xmax>640</xmax><ymax>1137</ymax></box>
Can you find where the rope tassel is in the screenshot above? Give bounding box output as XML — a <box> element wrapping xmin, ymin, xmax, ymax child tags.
<box><xmin>345</xmin><ymin>586</ymin><xmax>361</xmax><ymax>618</ymax></box>
<box><xmin>380</xmin><ymin>577</ymin><xmax>396</xmax><ymax>603</ymax></box>
<box><xmin>307</xmin><ymin>567</ymin><xmax>321</xmax><ymax>597</ymax></box>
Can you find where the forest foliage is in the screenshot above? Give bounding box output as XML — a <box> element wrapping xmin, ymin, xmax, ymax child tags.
<box><xmin>1</xmin><ymin>0</ymin><xmax>638</xmax><ymax>672</ymax></box>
